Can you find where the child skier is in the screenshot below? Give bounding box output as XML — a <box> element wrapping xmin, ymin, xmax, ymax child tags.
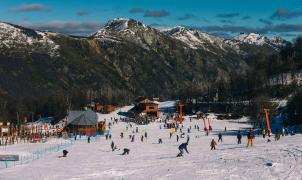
<box><xmin>210</xmin><ymin>139</ymin><xmax>217</xmax><ymax>150</ymax></box>
<box><xmin>111</xmin><ymin>141</ymin><xmax>115</xmax><ymax>151</ymax></box>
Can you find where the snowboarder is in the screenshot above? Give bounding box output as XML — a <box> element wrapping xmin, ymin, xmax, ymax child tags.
<box><xmin>63</xmin><ymin>150</ymin><xmax>68</xmax><ymax>157</ymax></box>
<box><xmin>122</xmin><ymin>148</ymin><xmax>130</xmax><ymax>155</ymax></box>
<box><xmin>177</xmin><ymin>142</ymin><xmax>189</xmax><ymax>157</ymax></box>
<box><xmin>218</xmin><ymin>132</ymin><xmax>223</xmax><ymax>142</ymax></box>
<box><xmin>237</xmin><ymin>130</ymin><xmax>242</xmax><ymax>144</ymax></box>
<box><xmin>210</xmin><ymin>139</ymin><xmax>217</xmax><ymax>150</ymax></box>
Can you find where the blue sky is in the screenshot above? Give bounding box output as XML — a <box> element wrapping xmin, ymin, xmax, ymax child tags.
<box><xmin>1</xmin><ymin>0</ymin><xmax>302</xmax><ymax>40</ymax></box>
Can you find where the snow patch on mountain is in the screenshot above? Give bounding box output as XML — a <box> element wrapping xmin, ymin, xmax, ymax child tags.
<box><xmin>225</xmin><ymin>33</ymin><xmax>286</xmax><ymax>53</ymax></box>
<box><xmin>0</xmin><ymin>22</ymin><xmax>59</xmax><ymax>57</ymax></box>
<box><xmin>163</xmin><ymin>26</ymin><xmax>230</xmax><ymax>54</ymax></box>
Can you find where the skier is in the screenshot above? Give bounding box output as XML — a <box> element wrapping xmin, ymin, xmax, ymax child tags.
<box><xmin>177</xmin><ymin>142</ymin><xmax>189</xmax><ymax>157</ymax></box>
<box><xmin>120</xmin><ymin>132</ymin><xmax>124</xmax><ymax>139</ymax></box>
<box><xmin>169</xmin><ymin>132</ymin><xmax>172</xmax><ymax>139</ymax></box>
<box><xmin>224</xmin><ymin>126</ymin><xmax>227</xmax><ymax>132</ymax></box>
<box><xmin>218</xmin><ymin>132</ymin><xmax>223</xmax><ymax>142</ymax></box>
<box><xmin>237</xmin><ymin>130</ymin><xmax>242</xmax><ymax>144</ymax></box>
<box><xmin>144</xmin><ymin>132</ymin><xmax>147</xmax><ymax>139</ymax></box>
<box><xmin>176</xmin><ymin>135</ymin><xmax>179</xmax><ymax>142</ymax></box>
<box><xmin>111</xmin><ymin>141</ymin><xmax>115</xmax><ymax>151</ymax></box>
<box><xmin>158</xmin><ymin>138</ymin><xmax>163</xmax><ymax>144</ymax></box>
<box><xmin>275</xmin><ymin>129</ymin><xmax>280</xmax><ymax>141</ymax></box>
<box><xmin>63</xmin><ymin>150</ymin><xmax>68</xmax><ymax>157</ymax></box>
<box><xmin>141</xmin><ymin>135</ymin><xmax>144</xmax><ymax>142</ymax></box>
<box><xmin>262</xmin><ymin>129</ymin><xmax>266</xmax><ymax>138</ymax></box>
<box><xmin>136</xmin><ymin>127</ymin><xmax>138</xmax><ymax>133</ymax></box>
<box><xmin>131</xmin><ymin>135</ymin><xmax>135</xmax><ymax>142</ymax></box>
<box><xmin>88</xmin><ymin>136</ymin><xmax>91</xmax><ymax>143</ymax></box>
<box><xmin>246</xmin><ymin>129</ymin><xmax>254</xmax><ymax>147</ymax></box>
<box><xmin>210</xmin><ymin>139</ymin><xmax>217</xmax><ymax>150</ymax></box>
<box><xmin>122</xmin><ymin>148</ymin><xmax>130</xmax><ymax>155</ymax></box>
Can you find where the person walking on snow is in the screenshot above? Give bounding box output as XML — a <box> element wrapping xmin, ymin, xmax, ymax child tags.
<box><xmin>141</xmin><ymin>135</ymin><xmax>144</xmax><ymax>142</ymax></box>
<box><xmin>218</xmin><ymin>132</ymin><xmax>223</xmax><ymax>142</ymax></box>
<box><xmin>210</xmin><ymin>139</ymin><xmax>217</xmax><ymax>150</ymax></box>
<box><xmin>246</xmin><ymin>129</ymin><xmax>254</xmax><ymax>147</ymax></box>
<box><xmin>237</xmin><ymin>130</ymin><xmax>242</xmax><ymax>144</ymax></box>
<box><xmin>262</xmin><ymin>129</ymin><xmax>266</xmax><ymax>138</ymax></box>
<box><xmin>111</xmin><ymin>141</ymin><xmax>117</xmax><ymax>151</ymax></box>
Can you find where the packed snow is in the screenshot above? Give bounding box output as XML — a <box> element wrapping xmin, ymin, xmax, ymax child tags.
<box><xmin>0</xmin><ymin>106</ymin><xmax>301</xmax><ymax>180</ymax></box>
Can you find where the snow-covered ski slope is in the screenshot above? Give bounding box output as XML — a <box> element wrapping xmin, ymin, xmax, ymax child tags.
<box><xmin>0</xmin><ymin>108</ymin><xmax>301</xmax><ymax>180</ymax></box>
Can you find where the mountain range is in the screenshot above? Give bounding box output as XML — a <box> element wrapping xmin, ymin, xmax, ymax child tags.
<box><xmin>0</xmin><ymin>18</ymin><xmax>287</xmax><ymax>103</ymax></box>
